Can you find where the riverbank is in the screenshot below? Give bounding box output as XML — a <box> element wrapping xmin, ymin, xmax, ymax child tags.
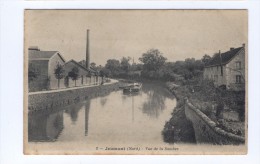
<box><xmin>26</xmin><ymin>81</ymin><xmax>178</xmax><ymax>154</ymax></box>
<box><xmin>163</xmin><ymin>81</ymin><xmax>245</xmax><ymax>144</ymax></box>
<box><xmin>28</xmin><ymin>80</ymin><xmax>124</xmax><ymax>113</ymax></box>
<box><xmin>162</xmin><ymin>83</ymin><xmax>196</xmax><ymax>143</ymax></box>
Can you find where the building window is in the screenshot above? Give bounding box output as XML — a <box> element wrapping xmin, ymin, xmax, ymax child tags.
<box><xmin>236</xmin><ymin>75</ymin><xmax>242</xmax><ymax>83</ymax></box>
<box><xmin>236</xmin><ymin>61</ymin><xmax>241</xmax><ymax>70</ymax></box>
<box><xmin>221</xmin><ymin>66</ymin><xmax>223</xmax><ymax>76</ymax></box>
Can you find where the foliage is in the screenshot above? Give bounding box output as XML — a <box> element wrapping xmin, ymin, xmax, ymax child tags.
<box><xmin>187</xmin><ymin>78</ymin><xmax>245</xmax><ymax>121</ymax></box>
<box><xmin>105</xmin><ymin>59</ymin><xmax>121</xmax><ymax>77</ymax></box>
<box><xmin>99</xmin><ymin>67</ymin><xmax>111</xmax><ymax>77</ymax></box>
<box><xmin>68</xmin><ymin>66</ymin><xmax>80</xmax><ymax>86</ymax></box>
<box><xmin>139</xmin><ymin>49</ymin><xmax>167</xmax><ymax>71</ymax></box>
<box><xmin>201</xmin><ymin>54</ymin><xmax>212</xmax><ymax>65</ymax></box>
<box><xmin>170</xmin><ymin>58</ymin><xmax>204</xmax><ymax>80</ymax></box>
<box><xmin>105</xmin><ymin>59</ymin><xmax>120</xmax><ymax>70</ymax></box>
<box><xmin>120</xmin><ymin>57</ymin><xmax>131</xmax><ymax>73</ymax></box>
<box><xmin>102</xmin><ymin>48</ymin><xmax>204</xmax><ymax>81</ymax></box>
<box><xmin>90</xmin><ymin>62</ymin><xmax>96</xmax><ymax>69</ymax></box>
<box><xmin>54</xmin><ymin>64</ymin><xmax>65</xmax><ymax>88</ymax></box>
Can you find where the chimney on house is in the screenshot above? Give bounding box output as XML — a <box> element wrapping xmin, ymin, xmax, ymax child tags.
<box><xmin>28</xmin><ymin>46</ymin><xmax>40</xmax><ymax>51</ymax></box>
<box><xmin>28</xmin><ymin>46</ymin><xmax>40</xmax><ymax>58</ymax></box>
<box><xmin>230</xmin><ymin>47</ymin><xmax>234</xmax><ymax>51</ymax></box>
<box><xmin>86</xmin><ymin>29</ymin><xmax>90</xmax><ymax>69</ymax></box>
<box><xmin>219</xmin><ymin>50</ymin><xmax>222</xmax><ymax>64</ymax></box>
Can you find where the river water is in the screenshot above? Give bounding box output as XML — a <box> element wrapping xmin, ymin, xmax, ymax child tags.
<box><xmin>28</xmin><ymin>82</ymin><xmax>176</xmax><ymax>153</ymax></box>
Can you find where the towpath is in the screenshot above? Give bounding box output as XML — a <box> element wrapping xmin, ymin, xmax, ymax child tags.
<box><xmin>28</xmin><ymin>79</ymin><xmax>118</xmax><ymax>95</ymax></box>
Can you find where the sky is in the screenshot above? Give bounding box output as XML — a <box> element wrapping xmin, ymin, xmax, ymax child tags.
<box><xmin>25</xmin><ymin>10</ymin><xmax>247</xmax><ymax>66</ymax></box>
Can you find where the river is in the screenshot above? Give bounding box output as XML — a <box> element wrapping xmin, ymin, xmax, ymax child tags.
<box><xmin>28</xmin><ymin>82</ymin><xmax>177</xmax><ymax>153</ymax></box>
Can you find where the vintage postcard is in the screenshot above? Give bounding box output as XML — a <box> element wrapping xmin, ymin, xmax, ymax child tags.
<box><xmin>24</xmin><ymin>10</ymin><xmax>247</xmax><ymax>155</ymax></box>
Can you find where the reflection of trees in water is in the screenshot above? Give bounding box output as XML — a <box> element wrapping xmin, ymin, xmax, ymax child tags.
<box><xmin>100</xmin><ymin>97</ymin><xmax>108</xmax><ymax>107</ymax></box>
<box><xmin>28</xmin><ymin>110</ymin><xmax>64</xmax><ymax>142</ymax></box>
<box><xmin>142</xmin><ymin>83</ymin><xmax>174</xmax><ymax>100</ymax></box>
<box><xmin>121</xmin><ymin>90</ymin><xmax>132</xmax><ymax>103</ymax></box>
<box><xmin>64</xmin><ymin>103</ymin><xmax>84</xmax><ymax>123</ymax></box>
<box><xmin>141</xmin><ymin>83</ymin><xmax>171</xmax><ymax>118</ymax></box>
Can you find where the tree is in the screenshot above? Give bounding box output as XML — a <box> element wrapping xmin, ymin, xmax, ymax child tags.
<box><xmin>185</xmin><ymin>58</ymin><xmax>196</xmax><ymax>72</ymax></box>
<box><xmin>54</xmin><ymin>64</ymin><xmax>65</xmax><ymax>88</ymax></box>
<box><xmin>105</xmin><ymin>59</ymin><xmax>120</xmax><ymax>70</ymax></box>
<box><xmin>68</xmin><ymin>66</ymin><xmax>80</xmax><ymax>86</ymax></box>
<box><xmin>120</xmin><ymin>57</ymin><xmax>131</xmax><ymax>73</ymax></box>
<box><xmin>201</xmin><ymin>54</ymin><xmax>212</xmax><ymax>65</ymax></box>
<box><xmin>90</xmin><ymin>62</ymin><xmax>96</xmax><ymax>69</ymax></box>
<box><xmin>139</xmin><ymin>49</ymin><xmax>167</xmax><ymax>71</ymax></box>
<box><xmin>105</xmin><ymin>59</ymin><xmax>121</xmax><ymax>77</ymax></box>
<box><xmin>100</xmin><ymin>67</ymin><xmax>111</xmax><ymax>77</ymax></box>
<box><xmin>28</xmin><ymin>63</ymin><xmax>39</xmax><ymax>82</ymax></box>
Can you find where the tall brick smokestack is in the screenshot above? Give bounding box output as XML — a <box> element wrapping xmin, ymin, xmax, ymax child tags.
<box><xmin>86</xmin><ymin>29</ymin><xmax>90</xmax><ymax>69</ymax></box>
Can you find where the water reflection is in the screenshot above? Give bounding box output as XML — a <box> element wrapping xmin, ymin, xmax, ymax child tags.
<box><xmin>64</xmin><ymin>103</ymin><xmax>84</xmax><ymax>123</ymax></box>
<box><xmin>141</xmin><ymin>83</ymin><xmax>173</xmax><ymax>118</ymax></box>
<box><xmin>85</xmin><ymin>100</ymin><xmax>91</xmax><ymax>136</ymax></box>
<box><xmin>28</xmin><ymin>110</ymin><xmax>64</xmax><ymax>142</ymax></box>
<box><xmin>100</xmin><ymin>97</ymin><xmax>107</xmax><ymax>107</ymax></box>
<box><xmin>28</xmin><ymin>82</ymin><xmax>176</xmax><ymax>144</ymax></box>
<box><xmin>121</xmin><ymin>92</ymin><xmax>141</xmax><ymax>122</ymax></box>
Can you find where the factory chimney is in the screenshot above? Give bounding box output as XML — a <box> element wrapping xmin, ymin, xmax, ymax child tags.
<box><xmin>86</xmin><ymin>29</ymin><xmax>90</xmax><ymax>69</ymax></box>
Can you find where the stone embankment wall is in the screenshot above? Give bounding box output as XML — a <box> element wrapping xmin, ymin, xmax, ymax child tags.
<box><xmin>163</xmin><ymin>82</ymin><xmax>196</xmax><ymax>143</ymax></box>
<box><xmin>184</xmin><ymin>98</ymin><xmax>245</xmax><ymax>144</ymax></box>
<box><xmin>28</xmin><ymin>82</ymin><xmax>123</xmax><ymax>112</ymax></box>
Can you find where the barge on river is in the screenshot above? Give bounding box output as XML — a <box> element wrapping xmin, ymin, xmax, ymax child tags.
<box><xmin>122</xmin><ymin>83</ymin><xmax>142</xmax><ymax>94</ymax></box>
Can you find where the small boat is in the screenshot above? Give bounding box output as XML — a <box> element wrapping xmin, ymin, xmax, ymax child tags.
<box><xmin>123</xmin><ymin>83</ymin><xmax>142</xmax><ymax>94</ymax></box>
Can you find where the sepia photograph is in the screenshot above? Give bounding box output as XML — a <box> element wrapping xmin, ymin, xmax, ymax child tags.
<box><xmin>24</xmin><ymin>9</ymin><xmax>247</xmax><ymax>155</ymax></box>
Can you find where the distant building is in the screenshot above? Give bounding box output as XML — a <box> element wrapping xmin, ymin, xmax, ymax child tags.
<box><xmin>28</xmin><ymin>30</ymin><xmax>103</xmax><ymax>92</ymax></box>
<box><xmin>28</xmin><ymin>47</ymin><xmax>102</xmax><ymax>92</ymax></box>
<box><xmin>28</xmin><ymin>47</ymin><xmax>66</xmax><ymax>91</ymax></box>
<box><xmin>203</xmin><ymin>44</ymin><xmax>245</xmax><ymax>91</ymax></box>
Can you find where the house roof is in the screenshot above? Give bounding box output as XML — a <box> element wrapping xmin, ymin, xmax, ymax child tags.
<box><xmin>89</xmin><ymin>67</ymin><xmax>98</xmax><ymax>73</ymax></box>
<box><xmin>64</xmin><ymin>59</ymin><xmax>89</xmax><ymax>72</ymax></box>
<box><xmin>29</xmin><ymin>50</ymin><xmax>66</xmax><ymax>62</ymax></box>
<box><xmin>64</xmin><ymin>59</ymin><xmax>99</xmax><ymax>75</ymax></box>
<box><xmin>78</xmin><ymin>60</ymin><xmax>98</xmax><ymax>74</ymax></box>
<box><xmin>205</xmin><ymin>47</ymin><xmax>243</xmax><ymax>67</ymax></box>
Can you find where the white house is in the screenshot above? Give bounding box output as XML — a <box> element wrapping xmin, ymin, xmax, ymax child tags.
<box><xmin>203</xmin><ymin>44</ymin><xmax>246</xmax><ymax>91</ymax></box>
